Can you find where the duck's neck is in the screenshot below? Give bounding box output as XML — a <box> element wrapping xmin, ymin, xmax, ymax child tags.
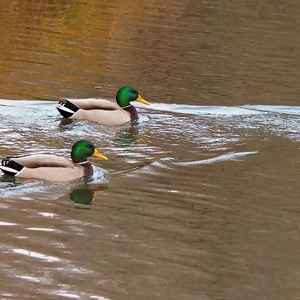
<box><xmin>76</xmin><ymin>161</ymin><xmax>88</xmax><ymax>165</ymax></box>
<box><xmin>80</xmin><ymin>161</ymin><xmax>93</xmax><ymax>177</ymax></box>
<box><xmin>123</xmin><ymin>105</ymin><xmax>138</xmax><ymax>121</ymax></box>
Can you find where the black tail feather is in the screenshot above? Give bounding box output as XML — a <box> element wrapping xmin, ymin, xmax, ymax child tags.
<box><xmin>0</xmin><ymin>159</ymin><xmax>23</xmax><ymax>176</ymax></box>
<box><xmin>56</xmin><ymin>100</ymin><xmax>79</xmax><ymax>118</ymax></box>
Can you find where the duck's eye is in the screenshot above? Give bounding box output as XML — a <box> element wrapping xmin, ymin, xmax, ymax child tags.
<box><xmin>131</xmin><ymin>90</ymin><xmax>137</xmax><ymax>94</ymax></box>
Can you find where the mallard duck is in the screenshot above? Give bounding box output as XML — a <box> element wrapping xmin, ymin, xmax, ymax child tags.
<box><xmin>56</xmin><ymin>86</ymin><xmax>149</xmax><ymax>125</ymax></box>
<box><xmin>0</xmin><ymin>139</ymin><xmax>108</xmax><ymax>182</ymax></box>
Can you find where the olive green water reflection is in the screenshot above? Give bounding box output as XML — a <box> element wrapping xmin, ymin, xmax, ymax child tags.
<box><xmin>1</xmin><ymin>0</ymin><xmax>300</xmax><ymax>105</ymax></box>
<box><xmin>1</xmin><ymin>0</ymin><xmax>300</xmax><ymax>299</ymax></box>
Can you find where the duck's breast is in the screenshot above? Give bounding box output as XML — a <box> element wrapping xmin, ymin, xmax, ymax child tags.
<box><xmin>123</xmin><ymin>105</ymin><xmax>138</xmax><ymax>121</ymax></box>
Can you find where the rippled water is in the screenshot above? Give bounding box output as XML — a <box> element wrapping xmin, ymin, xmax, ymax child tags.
<box><xmin>1</xmin><ymin>100</ymin><xmax>300</xmax><ymax>299</ymax></box>
<box><xmin>1</xmin><ymin>0</ymin><xmax>300</xmax><ymax>299</ymax></box>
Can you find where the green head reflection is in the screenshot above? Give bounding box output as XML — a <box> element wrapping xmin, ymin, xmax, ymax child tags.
<box><xmin>70</xmin><ymin>188</ymin><xmax>94</xmax><ymax>205</ymax></box>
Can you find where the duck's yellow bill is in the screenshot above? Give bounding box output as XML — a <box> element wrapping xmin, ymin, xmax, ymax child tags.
<box><xmin>93</xmin><ymin>149</ymin><xmax>108</xmax><ymax>160</ymax></box>
<box><xmin>137</xmin><ymin>94</ymin><xmax>149</xmax><ymax>105</ymax></box>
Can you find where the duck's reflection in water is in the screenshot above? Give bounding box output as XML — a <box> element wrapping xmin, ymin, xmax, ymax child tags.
<box><xmin>70</xmin><ymin>187</ymin><xmax>106</xmax><ymax>205</ymax></box>
<box><xmin>115</xmin><ymin>124</ymin><xmax>139</xmax><ymax>147</ymax></box>
<box><xmin>0</xmin><ymin>172</ymin><xmax>108</xmax><ymax>206</ymax></box>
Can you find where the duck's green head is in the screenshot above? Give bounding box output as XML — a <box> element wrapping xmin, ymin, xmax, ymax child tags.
<box><xmin>71</xmin><ymin>139</ymin><xmax>108</xmax><ymax>163</ymax></box>
<box><xmin>116</xmin><ymin>86</ymin><xmax>149</xmax><ymax>107</ymax></box>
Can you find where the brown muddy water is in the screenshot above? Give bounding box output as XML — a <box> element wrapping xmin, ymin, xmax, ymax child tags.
<box><xmin>0</xmin><ymin>0</ymin><xmax>300</xmax><ymax>299</ymax></box>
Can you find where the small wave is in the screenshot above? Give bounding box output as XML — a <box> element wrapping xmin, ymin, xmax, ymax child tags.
<box><xmin>135</xmin><ymin>102</ymin><xmax>266</xmax><ymax>116</ymax></box>
<box><xmin>172</xmin><ymin>150</ymin><xmax>259</xmax><ymax>166</ymax></box>
<box><xmin>136</xmin><ymin>102</ymin><xmax>300</xmax><ymax>117</ymax></box>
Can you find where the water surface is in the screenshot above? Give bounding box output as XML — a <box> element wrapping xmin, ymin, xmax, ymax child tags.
<box><xmin>0</xmin><ymin>0</ymin><xmax>300</xmax><ymax>299</ymax></box>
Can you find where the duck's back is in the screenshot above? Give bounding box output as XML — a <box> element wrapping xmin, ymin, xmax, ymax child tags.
<box><xmin>12</xmin><ymin>154</ymin><xmax>75</xmax><ymax>168</ymax></box>
<box><xmin>69</xmin><ymin>99</ymin><xmax>120</xmax><ymax>110</ymax></box>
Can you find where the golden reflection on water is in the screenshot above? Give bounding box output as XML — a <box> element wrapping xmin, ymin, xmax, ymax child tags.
<box><xmin>0</xmin><ymin>0</ymin><xmax>298</xmax><ymax>105</ymax></box>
